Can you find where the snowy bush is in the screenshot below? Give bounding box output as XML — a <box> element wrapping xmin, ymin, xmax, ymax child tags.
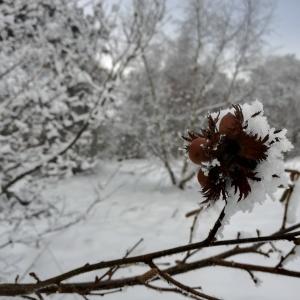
<box><xmin>0</xmin><ymin>0</ymin><xmax>165</xmax><ymax>255</ymax></box>
<box><xmin>0</xmin><ymin>0</ymin><xmax>110</xmax><ymax>182</ymax></box>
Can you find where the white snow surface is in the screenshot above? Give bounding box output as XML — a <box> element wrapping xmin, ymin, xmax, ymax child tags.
<box><xmin>3</xmin><ymin>158</ymin><xmax>300</xmax><ymax>300</ymax></box>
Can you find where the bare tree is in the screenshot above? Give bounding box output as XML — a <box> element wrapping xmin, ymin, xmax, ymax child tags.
<box><xmin>115</xmin><ymin>0</ymin><xmax>274</xmax><ymax>188</ymax></box>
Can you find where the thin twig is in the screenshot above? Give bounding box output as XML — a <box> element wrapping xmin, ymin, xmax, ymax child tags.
<box><xmin>276</xmin><ymin>245</ymin><xmax>297</xmax><ymax>269</ymax></box>
<box><xmin>98</xmin><ymin>238</ymin><xmax>144</xmax><ymax>281</ymax></box>
<box><xmin>181</xmin><ymin>208</ymin><xmax>203</xmax><ymax>262</ymax></box>
<box><xmin>148</xmin><ymin>261</ymin><xmax>220</xmax><ymax>300</ymax></box>
<box><xmin>211</xmin><ymin>259</ymin><xmax>300</xmax><ymax>278</ymax></box>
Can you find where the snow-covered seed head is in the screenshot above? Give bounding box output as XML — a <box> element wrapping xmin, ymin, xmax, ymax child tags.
<box><xmin>183</xmin><ymin>102</ymin><xmax>292</xmax><ymax>204</ymax></box>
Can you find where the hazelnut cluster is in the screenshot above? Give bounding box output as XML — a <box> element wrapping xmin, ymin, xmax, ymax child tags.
<box><xmin>184</xmin><ymin>105</ymin><xmax>270</xmax><ymax>203</ymax></box>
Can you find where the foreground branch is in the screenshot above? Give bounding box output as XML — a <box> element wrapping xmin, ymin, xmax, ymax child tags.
<box><xmin>1</xmin><ymin>243</ymin><xmax>300</xmax><ymax>297</ymax></box>
<box><xmin>0</xmin><ymin>225</ymin><xmax>299</xmax><ymax>297</ymax></box>
<box><xmin>0</xmin><ymin>169</ymin><xmax>298</xmax><ymax>298</ymax></box>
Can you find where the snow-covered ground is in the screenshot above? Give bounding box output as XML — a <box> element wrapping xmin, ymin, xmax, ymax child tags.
<box><xmin>3</xmin><ymin>159</ymin><xmax>300</xmax><ymax>300</ymax></box>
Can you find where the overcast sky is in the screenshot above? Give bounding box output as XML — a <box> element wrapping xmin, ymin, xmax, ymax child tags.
<box><xmin>83</xmin><ymin>0</ymin><xmax>300</xmax><ymax>58</ymax></box>
<box><xmin>270</xmin><ymin>0</ymin><xmax>300</xmax><ymax>57</ymax></box>
<box><xmin>166</xmin><ymin>0</ymin><xmax>300</xmax><ymax>58</ymax></box>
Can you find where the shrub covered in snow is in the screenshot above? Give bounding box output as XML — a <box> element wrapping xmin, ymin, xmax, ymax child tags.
<box><xmin>0</xmin><ymin>0</ymin><xmax>112</xmax><ymax>181</ymax></box>
<box><xmin>0</xmin><ymin>0</ymin><xmax>166</xmax><ymax>255</ymax></box>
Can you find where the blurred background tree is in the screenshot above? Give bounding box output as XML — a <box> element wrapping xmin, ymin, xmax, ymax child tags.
<box><xmin>107</xmin><ymin>0</ymin><xmax>285</xmax><ymax>188</ymax></box>
<box><xmin>0</xmin><ymin>0</ymin><xmax>165</xmax><ymax>250</ymax></box>
<box><xmin>245</xmin><ymin>54</ymin><xmax>300</xmax><ymax>155</ymax></box>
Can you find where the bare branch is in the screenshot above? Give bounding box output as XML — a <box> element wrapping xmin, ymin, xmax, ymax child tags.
<box><xmin>211</xmin><ymin>259</ymin><xmax>300</xmax><ymax>278</ymax></box>
<box><xmin>148</xmin><ymin>261</ymin><xmax>220</xmax><ymax>300</ymax></box>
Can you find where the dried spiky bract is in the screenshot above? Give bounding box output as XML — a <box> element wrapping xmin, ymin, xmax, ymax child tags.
<box><xmin>184</xmin><ymin>101</ymin><xmax>292</xmax><ymax>205</ymax></box>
